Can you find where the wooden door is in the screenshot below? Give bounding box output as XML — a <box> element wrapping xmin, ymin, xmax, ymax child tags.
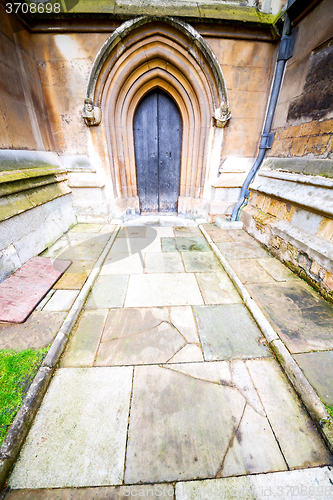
<box><xmin>134</xmin><ymin>89</ymin><xmax>181</xmax><ymax>213</ymax></box>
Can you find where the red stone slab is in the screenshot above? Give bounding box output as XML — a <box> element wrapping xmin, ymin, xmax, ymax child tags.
<box><xmin>0</xmin><ymin>257</ymin><xmax>72</xmax><ymax>323</ymax></box>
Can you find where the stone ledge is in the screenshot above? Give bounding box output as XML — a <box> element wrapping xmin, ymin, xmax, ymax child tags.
<box><xmin>251</xmin><ymin>170</ymin><xmax>333</xmax><ymax>218</ymax></box>
<box><xmin>262</xmin><ymin>157</ymin><xmax>333</xmax><ymax>178</ymax></box>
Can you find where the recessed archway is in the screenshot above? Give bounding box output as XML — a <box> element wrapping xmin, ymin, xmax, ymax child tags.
<box><xmin>84</xmin><ymin>16</ymin><xmax>231</xmax><ymax>216</ymax></box>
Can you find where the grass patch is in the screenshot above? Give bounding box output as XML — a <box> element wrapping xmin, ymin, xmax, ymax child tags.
<box><xmin>0</xmin><ymin>348</ymin><xmax>48</xmax><ymax>446</ymax></box>
<box><xmin>326</xmin><ymin>405</ymin><xmax>333</xmax><ymax>418</ymax></box>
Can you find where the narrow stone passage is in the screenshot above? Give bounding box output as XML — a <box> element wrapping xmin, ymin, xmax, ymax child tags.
<box><xmin>5</xmin><ymin>219</ymin><xmax>333</xmax><ymax>499</ymax></box>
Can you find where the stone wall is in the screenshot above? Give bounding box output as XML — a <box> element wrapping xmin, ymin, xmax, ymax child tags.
<box><xmin>241</xmin><ymin>0</ymin><xmax>333</xmax><ymax>301</ymax></box>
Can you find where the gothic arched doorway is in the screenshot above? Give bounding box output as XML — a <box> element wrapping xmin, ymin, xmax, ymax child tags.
<box><xmin>134</xmin><ymin>89</ymin><xmax>182</xmax><ymax>213</ymax></box>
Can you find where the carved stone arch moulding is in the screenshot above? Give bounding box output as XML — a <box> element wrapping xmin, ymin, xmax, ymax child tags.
<box><xmin>83</xmin><ymin>16</ymin><xmax>231</xmax><ymax>206</ymax></box>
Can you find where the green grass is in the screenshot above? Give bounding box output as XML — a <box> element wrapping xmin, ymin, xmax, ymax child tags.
<box><xmin>326</xmin><ymin>405</ymin><xmax>333</xmax><ymax>418</ymax></box>
<box><xmin>0</xmin><ymin>348</ymin><xmax>48</xmax><ymax>446</ymax></box>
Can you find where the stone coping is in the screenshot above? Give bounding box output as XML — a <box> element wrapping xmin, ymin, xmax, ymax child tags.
<box><xmin>262</xmin><ymin>157</ymin><xmax>333</xmax><ymax>178</ymax></box>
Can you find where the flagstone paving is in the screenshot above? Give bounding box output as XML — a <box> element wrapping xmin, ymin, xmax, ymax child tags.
<box><xmin>4</xmin><ymin>219</ymin><xmax>333</xmax><ymax>498</ymax></box>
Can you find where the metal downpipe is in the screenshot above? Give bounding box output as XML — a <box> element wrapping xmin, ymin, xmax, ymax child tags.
<box><xmin>231</xmin><ymin>2</ymin><xmax>293</xmax><ymax>221</ymax></box>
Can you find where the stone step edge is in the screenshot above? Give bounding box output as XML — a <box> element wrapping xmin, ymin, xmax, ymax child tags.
<box><xmin>0</xmin><ymin>225</ymin><xmax>121</xmax><ymax>492</ymax></box>
<box><xmin>199</xmin><ymin>223</ymin><xmax>333</xmax><ymax>455</ymax></box>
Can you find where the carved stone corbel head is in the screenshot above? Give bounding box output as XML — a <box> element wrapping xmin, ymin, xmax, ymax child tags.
<box><xmin>82</xmin><ymin>98</ymin><xmax>101</xmax><ymax>126</ymax></box>
<box><xmin>213</xmin><ymin>101</ymin><xmax>231</xmax><ymax>128</ymax></box>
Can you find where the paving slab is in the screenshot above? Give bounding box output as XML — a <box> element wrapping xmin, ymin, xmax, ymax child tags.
<box><xmin>61</xmin><ymin>310</ymin><xmax>108</xmax><ymax>367</ymax></box>
<box><xmin>226</xmin><ymin>229</ymin><xmax>257</xmax><ymax>243</ymax></box>
<box><xmin>229</xmin><ymin>259</ymin><xmax>275</xmax><ymax>284</ymax></box>
<box><xmin>57</xmin><ymin>241</ymin><xmax>105</xmax><ymax>261</ymax></box>
<box><xmin>0</xmin><ymin>311</ymin><xmax>66</xmax><ymax>350</ymax></box>
<box><xmin>118</xmin><ymin>227</ymin><xmax>147</xmax><ymax>238</ymax></box>
<box><xmin>43</xmin><ymin>290</ymin><xmax>79</xmax><ymax>312</ymax></box>
<box><xmin>9</xmin><ymin>367</ymin><xmax>133</xmax><ymax>489</ymax></box>
<box><xmin>101</xmin><ymin>307</ymin><xmax>169</xmax><ymax>341</ymax></box>
<box><xmin>0</xmin><ymin>257</ymin><xmax>71</xmax><ymax>323</ymax></box>
<box><xmin>70</xmin><ymin>224</ymin><xmax>104</xmax><ymax>233</ymax></box>
<box><xmin>161</xmin><ymin>237</ymin><xmax>178</xmax><ymax>252</ymax></box>
<box><xmin>85</xmin><ymin>275</ymin><xmax>129</xmax><ymax>309</ymax></box>
<box><xmin>205</xmin><ymin>229</ymin><xmax>235</xmax><ymax>243</ymax></box>
<box><xmin>169</xmin><ymin>306</ymin><xmax>200</xmax><ymax>343</ymax></box>
<box><xmin>125</xmin><ymin>363</ymin><xmax>286</xmax><ymax>484</ymax></box>
<box><xmin>63</xmin><ymin>260</ymin><xmax>95</xmax><ymax>275</ymax></box>
<box><xmin>100</xmin><ymin>253</ymin><xmax>144</xmax><ymax>274</ymax></box>
<box><xmin>144</xmin><ymin>252</ymin><xmax>185</xmax><ymax>273</ymax></box>
<box><xmin>176</xmin><ymin>467</ymin><xmax>333</xmax><ymax>500</ymax></box>
<box><xmin>5</xmin><ymin>484</ymin><xmax>174</xmax><ymax>500</ymax></box>
<box><xmin>167</xmin><ymin>344</ymin><xmax>204</xmax><ymax>363</ymax></box>
<box><xmin>248</xmin><ymin>282</ymin><xmax>333</xmax><ymax>353</ymax></box>
<box><xmin>195</xmin><ymin>272</ymin><xmax>242</xmax><ymax>305</ymax></box>
<box><xmin>125</xmin><ymin>273</ymin><xmax>203</xmax><ymax>307</ymax></box>
<box><xmin>175</xmin><ymin>237</ymin><xmax>211</xmax><ymax>252</ymax></box>
<box><xmin>293</xmin><ymin>351</ymin><xmax>333</xmax><ymax>405</ymax></box>
<box><xmin>256</xmin><ymin>258</ymin><xmax>299</xmax><ymax>281</ymax></box>
<box><xmin>182</xmin><ymin>252</ymin><xmax>223</xmax><ymax>273</ymax></box>
<box><xmin>246</xmin><ymin>358</ymin><xmax>333</xmax><ymax>469</ymax></box>
<box><xmin>109</xmin><ymin>238</ymin><xmax>161</xmax><ymax>254</ymax></box>
<box><xmin>173</xmin><ymin>226</ymin><xmax>202</xmax><ymax>237</ymax></box>
<box><xmin>193</xmin><ymin>305</ymin><xmax>271</xmax><ymax>361</ymax></box>
<box><xmin>59</xmin><ymin>232</ymin><xmax>112</xmax><ymax>243</ymax></box>
<box><xmin>146</xmin><ymin>226</ymin><xmax>174</xmax><ymax>237</ymax></box>
<box><xmin>53</xmin><ymin>273</ymin><xmax>87</xmax><ymax>290</ymax></box>
<box><xmin>216</xmin><ymin>242</ymin><xmax>270</xmax><ymax>260</ymax></box>
<box><xmin>96</xmin><ymin>321</ymin><xmax>185</xmax><ymax>366</ymax></box>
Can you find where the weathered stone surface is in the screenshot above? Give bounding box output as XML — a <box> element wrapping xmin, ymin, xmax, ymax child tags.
<box><xmin>144</xmin><ymin>252</ymin><xmax>184</xmax><ymax>273</ymax></box>
<box><xmin>216</xmin><ymin>241</ymin><xmax>270</xmax><ymax>259</ymax></box>
<box><xmin>161</xmin><ymin>237</ymin><xmax>178</xmax><ymax>252</ymax></box>
<box><xmin>247</xmin><ymin>358</ymin><xmax>333</xmax><ymax>468</ymax></box>
<box><xmin>169</xmin><ymin>306</ymin><xmax>199</xmax><ymax>343</ymax></box>
<box><xmin>53</xmin><ymin>272</ymin><xmax>87</xmax><ymax>289</ymax></box>
<box><xmin>102</xmin><ymin>307</ymin><xmax>169</xmax><ymax>341</ymax></box>
<box><xmin>0</xmin><ymin>311</ymin><xmax>66</xmax><ymax>350</ymax></box>
<box><xmin>125</xmin><ymin>364</ymin><xmax>245</xmax><ymax>483</ymax></box>
<box><xmin>182</xmin><ymin>252</ymin><xmax>223</xmax><ymax>273</ymax></box>
<box><xmin>175</xmin><ymin>237</ymin><xmax>211</xmax><ymax>252</ymax></box>
<box><xmin>5</xmin><ymin>484</ymin><xmax>174</xmax><ymax>499</ymax></box>
<box><xmin>248</xmin><ymin>282</ymin><xmax>333</xmax><ymax>352</ymax></box>
<box><xmin>173</xmin><ymin>226</ymin><xmax>202</xmax><ymax>237</ymax></box>
<box><xmin>85</xmin><ymin>275</ymin><xmax>129</xmax><ymax>309</ymax></box>
<box><xmin>195</xmin><ymin>272</ymin><xmax>242</xmax><ymax>305</ymax></box>
<box><xmin>70</xmin><ymin>224</ymin><xmax>103</xmax><ymax>233</ymax></box>
<box><xmin>125</xmin><ymin>274</ymin><xmax>203</xmax><ymax>307</ymax></box>
<box><xmin>118</xmin><ymin>226</ymin><xmax>146</xmax><ymax>238</ymax></box>
<box><xmin>167</xmin><ymin>344</ymin><xmax>204</xmax><ymax>363</ymax></box>
<box><xmin>63</xmin><ymin>259</ymin><xmax>94</xmax><ymax>275</ymax></box>
<box><xmin>256</xmin><ymin>257</ymin><xmax>298</xmax><ymax>281</ymax></box>
<box><xmin>57</xmin><ymin>241</ymin><xmax>105</xmax><ymax>261</ymax></box>
<box><xmin>96</xmin><ymin>321</ymin><xmax>185</xmax><ymax>366</ymax></box>
<box><xmin>125</xmin><ymin>362</ymin><xmax>287</xmax><ymax>484</ymax></box>
<box><xmin>43</xmin><ymin>290</ymin><xmax>79</xmax><ymax>311</ymax></box>
<box><xmin>293</xmin><ymin>351</ymin><xmax>333</xmax><ymax>405</ymax></box>
<box><xmin>193</xmin><ymin>305</ymin><xmax>271</xmax><ymax>361</ymax></box>
<box><xmin>100</xmin><ymin>252</ymin><xmax>144</xmax><ymax>274</ymax></box>
<box><xmin>110</xmin><ymin>238</ymin><xmax>161</xmax><ymax>254</ymax></box>
<box><xmin>229</xmin><ymin>258</ymin><xmax>275</xmax><ymax>284</ymax></box>
<box><xmin>9</xmin><ymin>367</ymin><xmax>133</xmax><ymax>488</ymax></box>
<box><xmin>176</xmin><ymin>467</ymin><xmax>333</xmax><ymax>500</ymax></box>
<box><xmin>61</xmin><ymin>310</ymin><xmax>108</xmax><ymax>367</ymax></box>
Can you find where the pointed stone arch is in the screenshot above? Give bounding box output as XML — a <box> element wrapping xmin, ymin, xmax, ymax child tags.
<box><xmin>84</xmin><ymin>16</ymin><xmax>231</xmax><ymax>214</ymax></box>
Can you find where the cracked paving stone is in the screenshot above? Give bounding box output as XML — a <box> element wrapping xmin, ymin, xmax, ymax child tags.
<box><xmin>9</xmin><ymin>367</ymin><xmax>133</xmax><ymax>489</ymax></box>
<box><xmin>182</xmin><ymin>252</ymin><xmax>223</xmax><ymax>273</ymax></box>
<box><xmin>193</xmin><ymin>305</ymin><xmax>271</xmax><ymax>361</ymax></box>
<box><xmin>167</xmin><ymin>344</ymin><xmax>204</xmax><ymax>363</ymax></box>
<box><xmin>195</xmin><ymin>272</ymin><xmax>242</xmax><ymax>305</ymax></box>
<box><xmin>61</xmin><ymin>309</ymin><xmax>108</xmax><ymax>367</ymax></box>
<box><xmin>0</xmin><ymin>311</ymin><xmax>66</xmax><ymax>350</ymax></box>
<box><xmin>125</xmin><ymin>364</ymin><xmax>245</xmax><ymax>483</ymax></box>
<box><xmin>169</xmin><ymin>306</ymin><xmax>200</xmax><ymax>343</ymax></box>
<box><xmin>95</xmin><ymin>321</ymin><xmax>186</xmax><ymax>366</ymax></box>
<box><xmin>101</xmin><ymin>307</ymin><xmax>169</xmax><ymax>340</ymax></box>
<box><xmin>247</xmin><ymin>358</ymin><xmax>333</xmax><ymax>468</ymax></box>
<box><xmin>125</xmin><ymin>362</ymin><xmax>287</xmax><ymax>484</ymax></box>
<box><xmin>248</xmin><ymin>282</ymin><xmax>333</xmax><ymax>353</ymax></box>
